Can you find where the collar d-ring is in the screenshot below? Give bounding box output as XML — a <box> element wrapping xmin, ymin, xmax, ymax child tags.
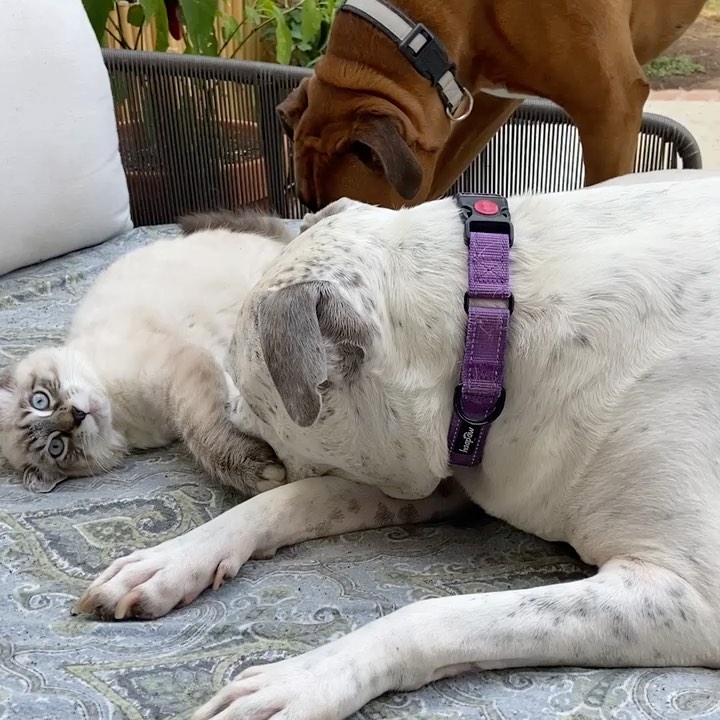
<box><xmin>446</xmin><ymin>87</ymin><xmax>474</xmax><ymax>122</ymax></box>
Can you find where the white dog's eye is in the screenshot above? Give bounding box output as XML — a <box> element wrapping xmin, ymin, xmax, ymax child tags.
<box><xmin>31</xmin><ymin>391</ymin><xmax>51</xmax><ymax>411</ymax></box>
<box><xmin>47</xmin><ymin>435</ymin><xmax>66</xmax><ymax>459</ymax></box>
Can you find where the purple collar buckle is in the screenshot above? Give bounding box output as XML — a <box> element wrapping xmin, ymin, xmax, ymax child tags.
<box><xmin>447</xmin><ymin>194</ymin><xmax>513</xmax><ymax>467</ymax></box>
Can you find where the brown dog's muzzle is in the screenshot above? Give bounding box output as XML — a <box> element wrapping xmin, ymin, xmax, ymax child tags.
<box><xmin>278</xmin><ymin>78</ymin><xmax>428</xmax><ymax>211</ymax></box>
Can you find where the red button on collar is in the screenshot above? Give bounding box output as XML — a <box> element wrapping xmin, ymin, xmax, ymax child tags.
<box><xmin>474</xmin><ymin>199</ymin><xmax>499</xmax><ymax>215</ymax></box>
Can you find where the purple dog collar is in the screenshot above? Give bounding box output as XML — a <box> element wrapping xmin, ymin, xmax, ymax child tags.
<box><xmin>448</xmin><ymin>194</ymin><xmax>513</xmax><ymax>466</ymax></box>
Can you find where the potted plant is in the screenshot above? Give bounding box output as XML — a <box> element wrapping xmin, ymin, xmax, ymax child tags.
<box><xmin>82</xmin><ymin>0</ymin><xmax>334</xmax><ymax>221</ymax></box>
<box><xmin>245</xmin><ymin>0</ymin><xmax>338</xmax><ymax>67</ymax></box>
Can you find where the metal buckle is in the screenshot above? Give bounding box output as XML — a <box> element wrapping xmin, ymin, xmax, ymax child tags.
<box><xmin>446</xmin><ymin>87</ymin><xmax>474</xmax><ymax>122</ymax></box>
<box><xmin>453</xmin><ymin>384</ymin><xmax>506</xmax><ymax>426</ymax></box>
<box><xmin>464</xmin><ymin>292</ymin><xmax>514</xmax><ymax>315</ymax></box>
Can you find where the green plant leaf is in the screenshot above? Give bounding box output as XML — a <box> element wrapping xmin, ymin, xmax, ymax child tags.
<box><xmin>179</xmin><ymin>0</ymin><xmax>219</xmax><ymax>55</ymax></box>
<box><xmin>154</xmin><ymin>5</ymin><xmax>171</xmax><ymax>51</ymax></box>
<box><xmin>109</xmin><ymin>73</ymin><xmax>130</xmax><ymax>104</ymax></box>
<box><xmin>244</xmin><ymin>3</ymin><xmax>262</xmax><ymax>26</ymax></box>
<box><xmin>127</xmin><ymin>4</ymin><xmax>145</xmax><ymax>27</ymax></box>
<box><xmin>138</xmin><ymin>0</ymin><xmax>170</xmax><ymax>51</ymax></box>
<box><xmin>301</xmin><ymin>0</ymin><xmax>323</xmax><ymax>43</ymax></box>
<box><xmin>273</xmin><ymin>10</ymin><xmax>293</xmax><ymax>64</ymax></box>
<box><xmin>221</xmin><ymin>14</ymin><xmax>241</xmax><ymax>43</ymax></box>
<box><xmin>82</xmin><ymin>0</ymin><xmax>116</xmax><ymax>43</ymax></box>
<box><xmin>644</xmin><ymin>55</ymin><xmax>704</xmax><ymax>79</ymax></box>
<box><xmin>258</xmin><ymin>0</ymin><xmax>276</xmax><ymax>17</ymax></box>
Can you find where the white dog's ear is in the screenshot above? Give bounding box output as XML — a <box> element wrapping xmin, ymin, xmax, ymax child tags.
<box><xmin>256</xmin><ymin>281</ymin><xmax>371</xmax><ymax>427</ymax></box>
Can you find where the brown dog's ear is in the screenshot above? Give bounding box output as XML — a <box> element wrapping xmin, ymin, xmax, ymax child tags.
<box><xmin>276</xmin><ymin>78</ymin><xmax>310</xmax><ymax>140</ymax></box>
<box><xmin>256</xmin><ymin>281</ymin><xmax>371</xmax><ymax>427</ymax></box>
<box><xmin>349</xmin><ymin>115</ymin><xmax>423</xmax><ymax>200</ymax></box>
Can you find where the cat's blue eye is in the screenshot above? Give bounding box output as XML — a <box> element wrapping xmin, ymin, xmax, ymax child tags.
<box><xmin>47</xmin><ymin>435</ymin><xmax>66</xmax><ymax>458</ymax></box>
<box><xmin>30</xmin><ymin>391</ymin><xmax>50</xmax><ymax>411</ymax></box>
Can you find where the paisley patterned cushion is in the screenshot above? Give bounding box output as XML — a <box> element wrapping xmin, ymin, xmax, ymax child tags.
<box><xmin>0</xmin><ymin>227</ymin><xmax>718</xmax><ymax>720</ymax></box>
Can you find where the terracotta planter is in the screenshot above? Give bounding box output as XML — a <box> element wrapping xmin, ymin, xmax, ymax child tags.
<box><xmin>115</xmin><ymin>121</ymin><xmax>168</xmax><ymax>225</ymax></box>
<box><xmin>216</xmin><ymin>120</ymin><xmax>269</xmax><ymax>207</ymax></box>
<box><xmin>116</xmin><ymin>119</ymin><xmax>277</xmax><ymax>224</ymax></box>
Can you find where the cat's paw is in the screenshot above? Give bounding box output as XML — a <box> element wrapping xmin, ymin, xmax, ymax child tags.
<box><xmin>258</xmin><ymin>461</ymin><xmax>286</xmax><ymax>487</ymax></box>
<box><xmin>209</xmin><ymin>431</ymin><xmax>286</xmax><ymax>496</ymax></box>
<box><xmin>225</xmin><ymin>394</ymin><xmax>244</xmax><ymax>421</ymax></box>
<box><xmin>231</xmin><ymin>454</ymin><xmax>286</xmax><ymax>496</ymax></box>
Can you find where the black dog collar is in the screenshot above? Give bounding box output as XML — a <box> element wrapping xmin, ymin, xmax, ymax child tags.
<box><xmin>338</xmin><ymin>0</ymin><xmax>474</xmax><ymax>121</ymax></box>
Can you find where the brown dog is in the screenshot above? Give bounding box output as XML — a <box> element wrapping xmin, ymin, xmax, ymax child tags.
<box><xmin>278</xmin><ymin>0</ymin><xmax>704</xmax><ymax>210</ymax></box>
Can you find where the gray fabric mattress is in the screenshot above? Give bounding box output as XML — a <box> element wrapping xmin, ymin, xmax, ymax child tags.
<box><xmin>1</xmin><ymin>227</ymin><xmax>719</xmax><ymax>720</ymax></box>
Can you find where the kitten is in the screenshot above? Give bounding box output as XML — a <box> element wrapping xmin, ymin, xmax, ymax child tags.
<box><xmin>0</xmin><ymin>211</ymin><xmax>292</xmax><ymax>495</ymax></box>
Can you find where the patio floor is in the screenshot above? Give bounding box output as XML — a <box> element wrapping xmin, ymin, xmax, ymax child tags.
<box><xmin>646</xmin><ymin>89</ymin><xmax>720</xmax><ymax>169</ymax></box>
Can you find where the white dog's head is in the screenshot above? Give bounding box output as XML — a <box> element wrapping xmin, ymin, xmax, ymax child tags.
<box><xmin>230</xmin><ymin>197</ymin><xmax>468</xmax><ymax>499</ymax></box>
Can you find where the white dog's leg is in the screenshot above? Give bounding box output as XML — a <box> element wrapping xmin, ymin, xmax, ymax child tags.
<box><xmin>73</xmin><ymin>476</ymin><xmax>467</xmax><ymax>620</ymax></box>
<box><xmin>192</xmin><ymin>558</ymin><xmax>718</xmax><ymax>720</ymax></box>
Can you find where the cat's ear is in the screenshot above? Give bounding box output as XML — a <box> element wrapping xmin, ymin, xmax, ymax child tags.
<box><xmin>23</xmin><ymin>466</ymin><xmax>65</xmax><ymax>493</ymax></box>
<box><xmin>300</xmin><ymin>198</ymin><xmax>359</xmax><ymax>232</ymax></box>
<box><xmin>0</xmin><ymin>367</ymin><xmax>16</xmax><ymax>424</ymax></box>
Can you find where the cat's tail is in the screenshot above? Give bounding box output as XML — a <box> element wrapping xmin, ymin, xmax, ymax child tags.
<box><xmin>178</xmin><ymin>210</ymin><xmax>293</xmax><ymax>244</ymax></box>
<box><xmin>166</xmin><ymin>343</ymin><xmax>286</xmax><ymax>497</ymax></box>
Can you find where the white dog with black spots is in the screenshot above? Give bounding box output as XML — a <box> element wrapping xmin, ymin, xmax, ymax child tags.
<box><xmin>77</xmin><ymin>170</ymin><xmax>720</xmax><ymax>720</ymax></box>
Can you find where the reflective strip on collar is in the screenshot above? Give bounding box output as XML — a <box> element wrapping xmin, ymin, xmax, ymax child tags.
<box><xmin>339</xmin><ymin>0</ymin><xmax>466</xmax><ymax>113</ymax></box>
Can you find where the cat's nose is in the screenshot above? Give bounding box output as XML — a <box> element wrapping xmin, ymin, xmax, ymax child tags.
<box><xmin>71</xmin><ymin>406</ymin><xmax>87</xmax><ymax>427</ymax></box>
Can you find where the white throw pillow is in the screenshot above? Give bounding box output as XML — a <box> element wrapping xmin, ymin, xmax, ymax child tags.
<box><xmin>0</xmin><ymin>0</ymin><xmax>132</xmax><ymax>276</ymax></box>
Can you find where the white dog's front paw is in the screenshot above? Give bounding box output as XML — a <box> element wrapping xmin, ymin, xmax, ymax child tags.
<box><xmin>193</xmin><ymin>649</ymin><xmax>370</xmax><ymax>720</ymax></box>
<box><xmin>73</xmin><ymin>527</ymin><xmax>254</xmax><ymax>620</ymax></box>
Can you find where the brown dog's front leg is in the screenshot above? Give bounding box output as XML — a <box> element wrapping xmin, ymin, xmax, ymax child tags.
<box><xmin>74</xmin><ymin>476</ymin><xmax>469</xmax><ymax>620</ymax></box>
<box><xmin>429</xmin><ymin>93</ymin><xmax>520</xmax><ymax>198</ymax></box>
<box><xmin>563</xmin><ymin>59</ymin><xmax>650</xmax><ymax>186</ymax></box>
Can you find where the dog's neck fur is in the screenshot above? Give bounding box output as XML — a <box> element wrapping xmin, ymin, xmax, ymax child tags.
<box><xmin>321</xmin><ymin>0</ymin><xmax>495</xmax><ymax>105</ymax></box>
<box><xmin>357</xmin><ymin>183</ymin><xmax>717</xmax><ymax>546</ymax></box>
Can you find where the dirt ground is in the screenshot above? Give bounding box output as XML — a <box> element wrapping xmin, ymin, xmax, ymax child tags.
<box><xmin>648</xmin><ymin>13</ymin><xmax>720</xmax><ymax>90</ymax></box>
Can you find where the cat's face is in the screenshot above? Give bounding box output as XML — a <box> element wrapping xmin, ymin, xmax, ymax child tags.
<box><xmin>0</xmin><ymin>347</ymin><xmax>123</xmax><ymax>492</ymax></box>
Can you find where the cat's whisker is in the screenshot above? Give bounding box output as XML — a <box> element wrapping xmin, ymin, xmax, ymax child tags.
<box><xmin>78</xmin><ymin>433</ymin><xmax>103</xmax><ymax>478</ymax></box>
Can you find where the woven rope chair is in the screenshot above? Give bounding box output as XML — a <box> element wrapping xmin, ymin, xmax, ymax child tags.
<box><xmin>103</xmin><ymin>50</ymin><xmax>702</xmax><ymax>225</ymax></box>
